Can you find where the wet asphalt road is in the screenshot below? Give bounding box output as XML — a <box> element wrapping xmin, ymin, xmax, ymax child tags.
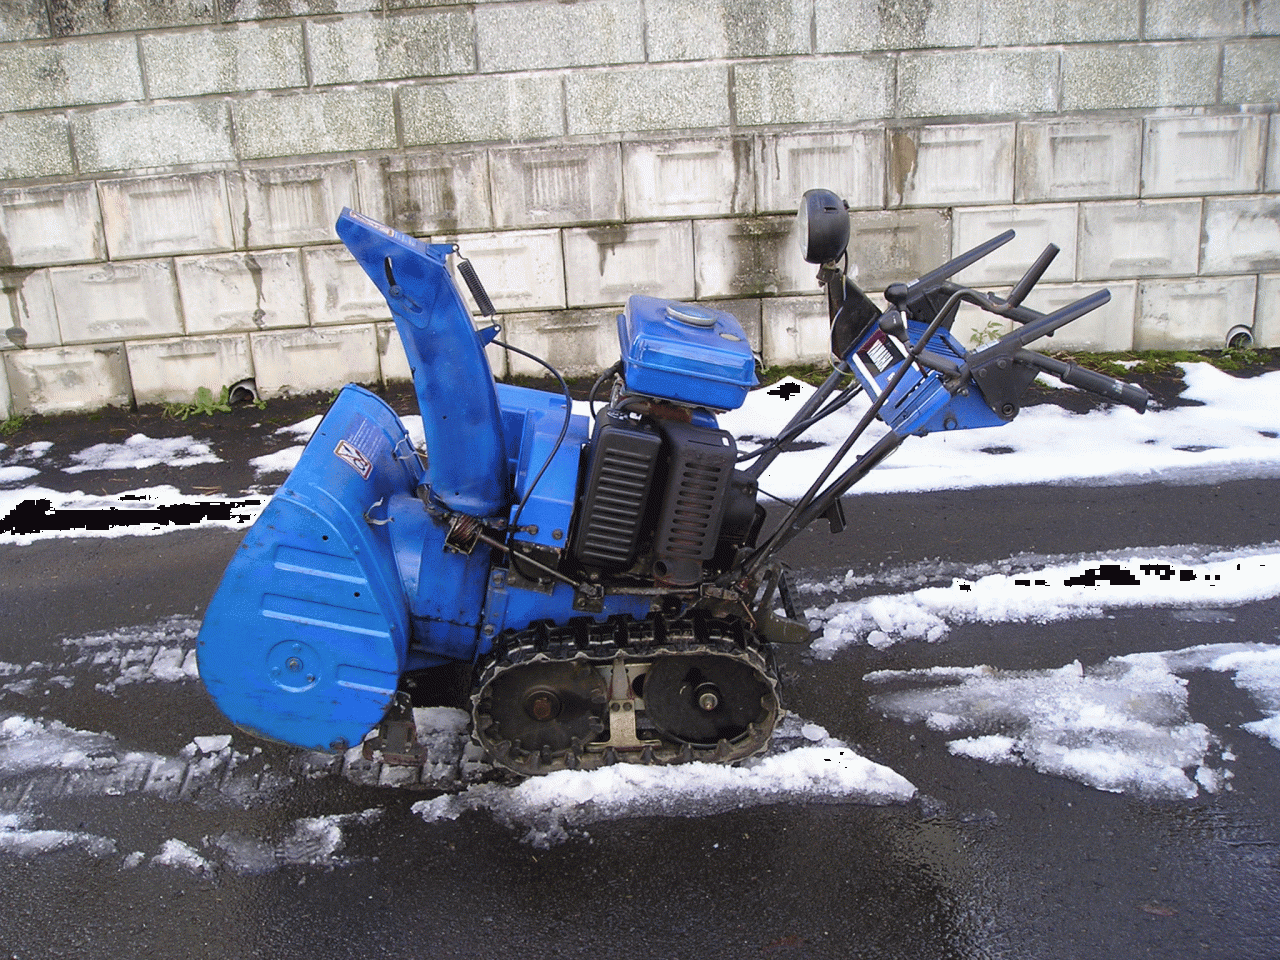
<box><xmin>1</xmin><ymin>478</ymin><xmax>1279</xmax><ymax>960</ymax></box>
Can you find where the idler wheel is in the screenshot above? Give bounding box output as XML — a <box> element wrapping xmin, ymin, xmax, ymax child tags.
<box><xmin>643</xmin><ymin>655</ymin><xmax>776</xmax><ymax>746</ymax></box>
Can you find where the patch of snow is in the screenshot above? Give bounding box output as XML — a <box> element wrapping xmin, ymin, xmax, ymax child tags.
<box><xmin>810</xmin><ymin>548</ymin><xmax>1280</xmax><ymax>656</ymax></box>
<box><xmin>151</xmin><ymin>839</ymin><xmax>214</xmax><ymax>877</ymax></box>
<box><xmin>0</xmin><ymin>812</ymin><xmax>116</xmax><ymax>858</ymax></box>
<box><xmin>250</xmin><ymin>445</ymin><xmax>305</xmax><ymax>475</ymax></box>
<box><xmin>0</xmin><ymin>466</ymin><xmax>39</xmax><ymax>485</ymax></box>
<box><xmin>64</xmin><ymin>434</ymin><xmax>220</xmax><ymax>474</ymax></box>
<box><xmin>868</xmin><ymin>642</ymin><xmax>1280</xmax><ymax>798</ymax></box>
<box><xmin>275</xmin><ymin>415</ymin><xmax>322</xmax><ymax>440</ymax></box>
<box><xmin>413</xmin><ymin>714</ymin><xmax>914</xmax><ymax>847</ymax></box>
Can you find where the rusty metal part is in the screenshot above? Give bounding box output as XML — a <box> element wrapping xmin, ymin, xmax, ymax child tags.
<box><xmin>471</xmin><ymin>615</ymin><xmax>780</xmax><ymax>777</ymax></box>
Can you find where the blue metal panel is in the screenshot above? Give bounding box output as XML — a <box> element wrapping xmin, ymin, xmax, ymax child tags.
<box><xmin>847</xmin><ymin>321</ymin><xmax>1005</xmax><ymax>437</ymax></box>
<box><xmin>335</xmin><ymin>209</ymin><xmax>509</xmax><ymax>518</ymax></box>
<box><xmin>197</xmin><ymin>386</ymin><xmax>420</xmax><ymax>752</ymax></box>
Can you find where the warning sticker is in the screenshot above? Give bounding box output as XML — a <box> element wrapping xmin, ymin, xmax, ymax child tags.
<box><xmin>335</xmin><ymin>439</ymin><xmax>373</xmax><ymax>479</ymax></box>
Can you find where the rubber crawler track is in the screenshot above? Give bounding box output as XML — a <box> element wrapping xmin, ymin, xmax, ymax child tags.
<box><xmin>471</xmin><ymin>615</ymin><xmax>781</xmax><ymax>777</ymax></box>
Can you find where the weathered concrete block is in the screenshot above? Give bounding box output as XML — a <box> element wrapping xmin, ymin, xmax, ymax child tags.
<box><xmin>222</xmin><ymin>0</ymin><xmax>381</xmax><ymax>22</ymax></box>
<box><xmin>888</xmin><ymin>123</ymin><xmax>1015</xmax><ymax>207</ymax></box>
<box><xmin>126</xmin><ymin>334</ymin><xmax>255</xmax><ymax>405</ymax></box>
<box><xmin>567</xmin><ymin>64</ymin><xmax>729</xmax><ymax>134</ymax></box>
<box><xmin>401</xmin><ymin>75</ymin><xmax>565</xmax><ymax>145</ymax></box>
<box><xmin>899</xmin><ymin>50</ymin><xmax>1057</xmax><ymax>118</ymax></box>
<box><xmin>142</xmin><ymin>22</ymin><xmax>305</xmax><ymax>98</ymax></box>
<box><xmin>694</xmin><ymin>217</ymin><xmax>812</xmax><ymax>299</ymax></box>
<box><xmin>1016</xmin><ymin>119</ymin><xmax>1141</xmax><ymax>202</ymax></box>
<box><xmin>4</xmin><ymin>343</ymin><xmax>132</xmax><ymax>414</ymax></box>
<box><xmin>376</xmin><ymin>322</ymin><xmax>409</xmax><ymax>383</ymax></box>
<box><xmin>0</xmin><ymin>183</ymin><xmax>104</xmax><ymax>267</ymax></box>
<box><xmin>1270</xmin><ymin>115</ymin><xmax>1280</xmax><ymax>192</ymax></box>
<box><xmin>176</xmin><ymin>251</ymin><xmax>308</xmax><ymax>333</ymax></box>
<box><xmin>1202</xmin><ymin>197</ymin><xmax>1280</xmax><ymax>274</ymax></box>
<box><xmin>0</xmin><ymin>114</ymin><xmax>73</xmax><ymax>180</ymax></box>
<box><xmin>500</xmin><ymin>308</ymin><xmax>620</xmax><ymax>376</ymax></box>
<box><xmin>492</xmin><ymin>143</ymin><xmax>623</xmax><ymax>227</ymax></box>
<box><xmin>1146</xmin><ymin>0</ymin><xmax>1254</xmax><ymax>37</ymax></box>
<box><xmin>735</xmin><ymin>57</ymin><xmax>893</xmax><ymax>126</ymax></box>
<box><xmin>0</xmin><ymin>0</ymin><xmax>50</xmax><ymax>41</ymax></box>
<box><xmin>308</xmin><ymin>9</ymin><xmax>474</xmax><ymax>84</ymax></box>
<box><xmin>455</xmin><ymin>230</ymin><xmax>566</xmax><ymax>313</ymax></box>
<box><xmin>479</xmin><ymin>0</ymin><xmax>643</xmax><ymax>71</ymax></box>
<box><xmin>47</xmin><ymin>0</ymin><xmax>214</xmax><ymax>35</ymax></box>
<box><xmin>848</xmin><ymin>208</ymin><xmax>953</xmax><ymax>291</ymax></box>
<box><xmin>1015</xmin><ymin>280</ymin><xmax>1138</xmax><ymax>352</ymax></box>
<box><xmin>761</xmin><ymin>296</ymin><xmax>830</xmax><ymax>366</ymax></box>
<box><xmin>756</xmin><ymin>130</ymin><xmax>884</xmax><ymax>213</ymax></box>
<box><xmin>1136</xmin><ymin>276</ymin><xmax>1258</xmax><ymax>350</ymax></box>
<box><xmin>73</xmin><ymin>102</ymin><xmax>235</xmax><ymax>172</ymax></box>
<box><xmin>564</xmin><ymin>222</ymin><xmax>693</xmax><ymax>306</ymax></box>
<box><xmin>356</xmin><ymin>151</ymin><xmax>492</xmax><ymax>235</ymax></box>
<box><xmin>951</xmin><ymin>204</ymin><xmax>1077</xmax><ymax>287</ymax></box>
<box><xmin>815</xmin><ymin>0</ymin><xmax>975</xmax><ymax>50</ymax></box>
<box><xmin>1143</xmin><ymin>115</ymin><xmax>1267</xmax><ymax>197</ymax></box>
<box><xmin>1255</xmin><ymin>275</ymin><xmax>1280</xmax><ymax>348</ymax></box>
<box><xmin>648</xmin><ymin>0</ymin><xmax>809</xmax><ymax>60</ymax></box>
<box><xmin>0</xmin><ymin>359</ymin><xmax>9</xmax><ymax>420</ymax></box>
<box><xmin>303</xmin><ymin>246</ymin><xmax>390</xmax><ymax>326</ymax></box>
<box><xmin>1078</xmin><ymin>200</ymin><xmax>1201</xmax><ymax>280</ymax></box>
<box><xmin>624</xmin><ymin>138</ymin><xmax>752</xmax><ymax>220</ymax></box>
<box><xmin>1061</xmin><ymin>44</ymin><xmax>1220</xmax><ymax>111</ymax></box>
<box><xmin>0</xmin><ymin>36</ymin><xmax>142</xmax><ymax>111</ymax></box>
<box><xmin>50</xmin><ymin>260</ymin><xmax>184</xmax><ymax>344</ymax></box>
<box><xmin>251</xmin><ymin>325</ymin><xmax>380</xmax><ymax>397</ymax></box>
<box><xmin>1</xmin><ymin>270</ymin><xmax>61</xmax><ymax>349</ymax></box>
<box><xmin>99</xmin><ymin>173</ymin><xmax>235</xmax><ymax>260</ymax></box>
<box><xmin>230</xmin><ymin>162</ymin><xmax>360</xmax><ymax>248</ymax></box>
<box><xmin>977</xmin><ymin>0</ymin><xmax>1138</xmax><ymax>43</ymax></box>
<box><xmin>233</xmin><ymin>89</ymin><xmax>395</xmax><ymax>161</ymax></box>
<box><xmin>1223</xmin><ymin>39</ymin><xmax>1280</xmax><ymax>104</ymax></box>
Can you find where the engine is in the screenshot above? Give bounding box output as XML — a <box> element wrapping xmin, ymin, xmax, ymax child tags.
<box><xmin>568</xmin><ymin>296</ymin><xmax>765</xmax><ymax>589</ymax></box>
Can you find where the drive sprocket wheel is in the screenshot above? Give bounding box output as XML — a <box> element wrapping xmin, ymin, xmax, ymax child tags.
<box><xmin>482</xmin><ymin>660</ymin><xmax>605</xmax><ymax>759</ymax></box>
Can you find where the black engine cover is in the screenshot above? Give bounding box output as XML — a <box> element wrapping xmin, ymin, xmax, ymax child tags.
<box><xmin>651</xmin><ymin>419</ymin><xmax>736</xmax><ymax>586</ymax></box>
<box><xmin>570</xmin><ymin>411</ymin><xmax>662</xmax><ymax>570</ymax></box>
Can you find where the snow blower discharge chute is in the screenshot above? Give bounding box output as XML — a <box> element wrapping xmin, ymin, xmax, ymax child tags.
<box><xmin>196</xmin><ymin>194</ymin><xmax>1150</xmax><ymax>777</ymax></box>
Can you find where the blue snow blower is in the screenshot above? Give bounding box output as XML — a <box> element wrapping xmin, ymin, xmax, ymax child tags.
<box><xmin>197</xmin><ymin>195</ymin><xmax>1148</xmax><ymax>776</ymax></box>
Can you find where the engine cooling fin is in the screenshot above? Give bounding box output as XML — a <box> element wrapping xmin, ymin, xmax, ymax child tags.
<box><xmin>471</xmin><ymin>615</ymin><xmax>780</xmax><ymax>777</ymax></box>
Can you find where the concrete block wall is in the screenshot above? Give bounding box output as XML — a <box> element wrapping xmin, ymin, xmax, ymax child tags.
<box><xmin>0</xmin><ymin>0</ymin><xmax>1276</xmax><ymax>414</ymax></box>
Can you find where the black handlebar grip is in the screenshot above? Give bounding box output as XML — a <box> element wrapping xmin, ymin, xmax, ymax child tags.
<box><xmin>1015</xmin><ymin>349</ymin><xmax>1149</xmax><ymax>412</ymax></box>
<box><xmin>1058</xmin><ymin>363</ymin><xmax>1150</xmax><ymax>412</ymax></box>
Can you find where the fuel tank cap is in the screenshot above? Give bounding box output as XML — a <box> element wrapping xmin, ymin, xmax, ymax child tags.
<box><xmin>665</xmin><ymin>303</ymin><xmax>718</xmax><ymax>327</ymax></box>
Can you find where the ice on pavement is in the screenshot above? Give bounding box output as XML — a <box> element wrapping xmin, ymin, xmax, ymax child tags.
<box><xmin>413</xmin><ymin>715</ymin><xmax>916</xmax><ymax>848</ymax></box>
<box><xmin>64</xmin><ymin>434</ymin><xmax>220</xmax><ymax>474</ymax></box>
<box><xmin>808</xmin><ymin>546</ymin><xmax>1280</xmax><ymax>656</ymax></box>
<box><xmin>0</xmin><ymin>812</ymin><xmax>116</xmax><ymax>858</ymax></box>
<box><xmin>868</xmin><ymin>642</ymin><xmax>1280</xmax><ymax>799</ymax></box>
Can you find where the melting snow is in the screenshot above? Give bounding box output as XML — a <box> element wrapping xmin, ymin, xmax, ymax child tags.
<box><xmin>64</xmin><ymin>434</ymin><xmax>220</xmax><ymax>474</ymax></box>
<box><xmin>413</xmin><ymin>716</ymin><xmax>915</xmax><ymax>847</ymax></box>
<box><xmin>868</xmin><ymin>642</ymin><xmax>1280</xmax><ymax>799</ymax></box>
<box><xmin>809</xmin><ymin>547</ymin><xmax>1280</xmax><ymax>656</ymax></box>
